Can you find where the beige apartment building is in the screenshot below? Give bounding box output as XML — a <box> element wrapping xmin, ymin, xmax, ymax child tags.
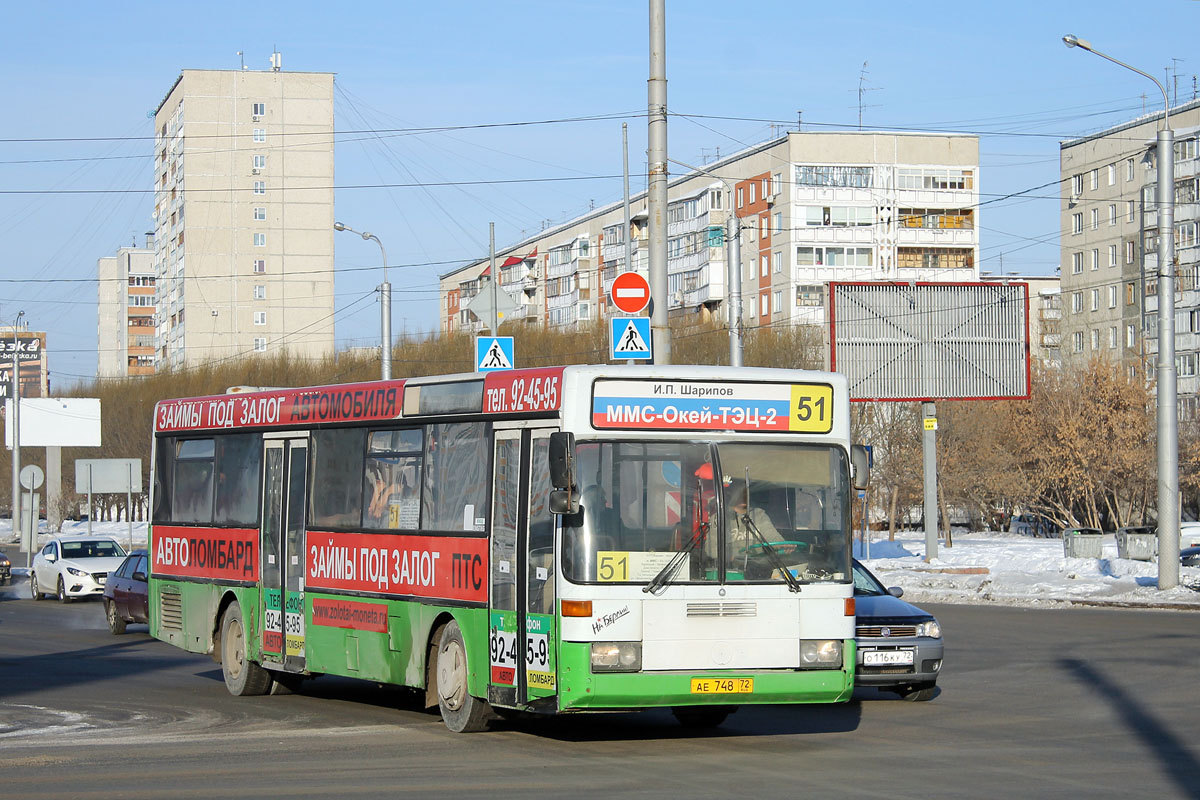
<box><xmin>97</xmin><ymin>236</ymin><xmax>156</xmax><ymax>377</ymax></box>
<box><xmin>440</xmin><ymin>131</ymin><xmax>980</xmax><ymax>337</ymax></box>
<box><xmin>1060</xmin><ymin>98</ymin><xmax>1200</xmax><ymax>414</ymax></box>
<box><xmin>153</xmin><ymin>63</ymin><xmax>335</xmax><ymax>369</ymax></box>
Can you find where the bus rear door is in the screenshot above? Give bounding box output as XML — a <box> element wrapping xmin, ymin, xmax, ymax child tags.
<box><xmin>260</xmin><ymin>435</ymin><xmax>309</xmax><ymax>674</ymax></box>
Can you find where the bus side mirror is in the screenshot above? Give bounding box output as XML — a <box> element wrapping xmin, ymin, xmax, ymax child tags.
<box><xmin>851</xmin><ymin>445</ymin><xmax>870</xmax><ymax>490</ymax></box>
<box><xmin>549</xmin><ymin>489</ymin><xmax>579</xmax><ymax>515</ymax></box>
<box><xmin>549</xmin><ymin>432</ymin><xmax>576</xmax><ymax>490</ymax></box>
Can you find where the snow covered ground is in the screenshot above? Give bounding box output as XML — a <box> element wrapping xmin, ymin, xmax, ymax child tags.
<box><xmin>4</xmin><ymin>521</ymin><xmax>1198</xmax><ymax>610</ymax></box>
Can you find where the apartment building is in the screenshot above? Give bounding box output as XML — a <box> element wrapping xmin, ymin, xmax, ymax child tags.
<box><xmin>97</xmin><ymin>236</ymin><xmax>156</xmax><ymax>377</ymax></box>
<box><xmin>153</xmin><ymin>61</ymin><xmax>335</xmax><ymax>369</ymax></box>
<box><xmin>440</xmin><ymin>131</ymin><xmax>980</xmax><ymax>335</ymax></box>
<box><xmin>1060</xmin><ymin>98</ymin><xmax>1200</xmax><ymax>413</ymax></box>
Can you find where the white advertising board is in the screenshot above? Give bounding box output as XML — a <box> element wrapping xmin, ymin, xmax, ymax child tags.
<box><xmin>5</xmin><ymin>397</ymin><xmax>102</xmax><ymax>447</ymax></box>
<box><xmin>76</xmin><ymin>458</ymin><xmax>142</xmax><ymax>494</ymax></box>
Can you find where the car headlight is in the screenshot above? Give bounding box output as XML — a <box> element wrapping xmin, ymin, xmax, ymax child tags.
<box><xmin>916</xmin><ymin>620</ymin><xmax>942</xmax><ymax>639</ymax></box>
<box><xmin>66</xmin><ymin>567</ymin><xmax>88</xmax><ymax>577</ymax></box>
<box><xmin>799</xmin><ymin>639</ymin><xmax>843</xmax><ymax>667</ymax></box>
<box><xmin>590</xmin><ymin>642</ymin><xmax>642</xmax><ymax>672</ymax></box>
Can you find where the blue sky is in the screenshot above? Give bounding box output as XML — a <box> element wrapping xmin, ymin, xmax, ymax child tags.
<box><xmin>2</xmin><ymin>1</ymin><xmax>1198</xmax><ymax>385</ymax></box>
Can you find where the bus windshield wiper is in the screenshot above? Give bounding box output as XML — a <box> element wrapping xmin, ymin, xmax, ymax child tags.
<box><xmin>741</xmin><ymin>513</ymin><xmax>802</xmax><ymax>593</ymax></box>
<box><xmin>644</xmin><ymin>525</ymin><xmax>705</xmax><ymax>595</ymax></box>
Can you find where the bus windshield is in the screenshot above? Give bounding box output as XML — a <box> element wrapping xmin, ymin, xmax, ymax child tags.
<box><xmin>561</xmin><ymin>440</ymin><xmax>850</xmax><ymax>586</ymax></box>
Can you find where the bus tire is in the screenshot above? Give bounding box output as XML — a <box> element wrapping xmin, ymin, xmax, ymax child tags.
<box><xmin>220</xmin><ymin>602</ymin><xmax>274</xmax><ymax>696</ymax></box>
<box><xmin>672</xmin><ymin>705</ymin><xmax>733</xmax><ymax>728</ymax></box>
<box><xmin>434</xmin><ymin>620</ymin><xmax>493</xmax><ymax>733</ymax></box>
<box><xmin>269</xmin><ymin>672</ymin><xmax>305</xmax><ymax>695</ymax></box>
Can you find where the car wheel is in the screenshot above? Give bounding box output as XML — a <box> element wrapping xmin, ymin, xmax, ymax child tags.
<box><xmin>220</xmin><ymin>602</ymin><xmax>274</xmax><ymax>696</ymax></box>
<box><xmin>434</xmin><ymin>620</ymin><xmax>494</xmax><ymax>733</ymax></box>
<box><xmin>672</xmin><ymin>706</ymin><xmax>733</xmax><ymax>728</ymax></box>
<box><xmin>106</xmin><ymin>600</ymin><xmax>127</xmax><ymax>635</ymax></box>
<box><xmin>30</xmin><ymin>572</ymin><xmax>42</xmax><ymax>601</ymax></box>
<box><xmin>57</xmin><ymin>576</ymin><xmax>71</xmax><ymax>604</ymax></box>
<box><xmin>897</xmin><ymin>682</ymin><xmax>937</xmax><ymax>702</ymax></box>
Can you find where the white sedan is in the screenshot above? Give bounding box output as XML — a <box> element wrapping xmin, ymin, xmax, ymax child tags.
<box><xmin>30</xmin><ymin>536</ymin><xmax>128</xmax><ymax>603</ymax></box>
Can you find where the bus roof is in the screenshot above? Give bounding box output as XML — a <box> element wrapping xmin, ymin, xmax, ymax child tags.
<box><xmin>154</xmin><ymin>364</ymin><xmax>844</xmax><ymax>434</ymax></box>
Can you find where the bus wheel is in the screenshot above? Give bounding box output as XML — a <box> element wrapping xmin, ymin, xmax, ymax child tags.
<box><xmin>220</xmin><ymin>602</ymin><xmax>273</xmax><ymax>696</ymax></box>
<box><xmin>672</xmin><ymin>706</ymin><xmax>732</xmax><ymax>728</ymax></box>
<box><xmin>434</xmin><ymin>620</ymin><xmax>493</xmax><ymax>733</ymax></box>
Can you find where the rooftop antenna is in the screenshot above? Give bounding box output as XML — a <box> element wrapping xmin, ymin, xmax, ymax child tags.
<box><xmin>796</xmin><ymin>110</ymin><xmax>803</xmax><ymax>131</ymax></box>
<box><xmin>1170</xmin><ymin>58</ymin><xmax>1184</xmax><ymax>105</ymax></box>
<box><xmin>237</xmin><ymin>50</ymin><xmax>245</xmax><ymax>70</ymax></box>
<box><xmin>855</xmin><ymin>62</ymin><xmax>882</xmax><ymax>130</ymax></box>
<box><xmin>270</xmin><ymin>49</ymin><xmax>282</xmax><ymax>72</ymax></box>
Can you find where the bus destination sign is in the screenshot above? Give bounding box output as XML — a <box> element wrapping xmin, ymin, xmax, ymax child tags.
<box><xmin>591</xmin><ymin>380</ymin><xmax>834</xmax><ymax>433</ymax></box>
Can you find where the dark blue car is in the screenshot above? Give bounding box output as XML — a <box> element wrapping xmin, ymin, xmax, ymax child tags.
<box><xmin>853</xmin><ymin>559</ymin><xmax>944</xmax><ymax>701</ymax></box>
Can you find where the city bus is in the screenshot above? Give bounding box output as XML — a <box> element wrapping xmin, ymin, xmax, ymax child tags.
<box><xmin>149</xmin><ymin>365</ymin><xmax>867</xmax><ymax>732</ymax></box>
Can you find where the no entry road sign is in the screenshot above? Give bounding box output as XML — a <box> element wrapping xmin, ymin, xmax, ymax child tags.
<box><xmin>610</xmin><ymin>271</ymin><xmax>651</xmax><ymax>314</ymax></box>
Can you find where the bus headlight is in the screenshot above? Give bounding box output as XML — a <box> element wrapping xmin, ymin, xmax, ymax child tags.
<box><xmin>591</xmin><ymin>642</ymin><xmax>642</xmax><ymax>672</ymax></box>
<box><xmin>916</xmin><ymin>620</ymin><xmax>941</xmax><ymax>639</ymax></box>
<box><xmin>799</xmin><ymin>639</ymin><xmax>843</xmax><ymax>667</ymax></box>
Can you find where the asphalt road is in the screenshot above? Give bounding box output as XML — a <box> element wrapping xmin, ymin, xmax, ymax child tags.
<box><xmin>2</xmin><ymin>575</ymin><xmax>1198</xmax><ymax>799</ymax></box>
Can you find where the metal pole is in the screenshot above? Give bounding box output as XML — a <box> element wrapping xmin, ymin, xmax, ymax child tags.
<box><xmin>922</xmin><ymin>402</ymin><xmax>938</xmax><ymax>562</ymax></box>
<box><xmin>377</xmin><ymin>236</ymin><xmax>391</xmax><ymax>381</ymax></box>
<box><xmin>647</xmin><ymin>0</ymin><xmax>670</xmax><ymax>364</ymax></box>
<box><xmin>1063</xmin><ymin>35</ymin><xmax>1179</xmax><ymax>588</ymax></box>
<box><xmin>87</xmin><ymin>464</ymin><xmax>93</xmax><ymax>538</ymax></box>
<box><xmin>1156</xmin><ymin>126</ymin><xmax>1179</xmax><ymax>588</ymax></box>
<box><xmin>622</xmin><ymin>124</ymin><xmax>633</xmax><ymax>277</ymax></box>
<box><xmin>728</xmin><ymin>210</ymin><xmax>743</xmax><ymax>366</ymax></box>
<box><xmin>127</xmin><ymin>462</ymin><xmax>134</xmax><ymax>552</ymax></box>
<box><xmin>489</xmin><ymin>222</ymin><xmax>499</xmax><ymax>336</ymax></box>
<box><xmin>10</xmin><ymin>312</ymin><xmax>23</xmax><ymax>565</ymax></box>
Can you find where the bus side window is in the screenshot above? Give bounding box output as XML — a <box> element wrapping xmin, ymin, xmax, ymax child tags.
<box><xmin>310</xmin><ymin>428</ymin><xmax>366</xmax><ymax>529</ymax></box>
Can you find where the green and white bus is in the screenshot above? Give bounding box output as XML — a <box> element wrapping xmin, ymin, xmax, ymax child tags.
<box><xmin>150</xmin><ymin>365</ymin><xmax>866</xmax><ymax>731</ymax></box>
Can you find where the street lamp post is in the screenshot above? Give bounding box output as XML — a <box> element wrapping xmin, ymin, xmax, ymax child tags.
<box><xmin>9</xmin><ymin>311</ymin><xmax>24</xmax><ymax>565</ymax></box>
<box><xmin>1064</xmin><ymin>34</ymin><xmax>1179</xmax><ymax>589</ymax></box>
<box><xmin>334</xmin><ymin>222</ymin><xmax>392</xmax><ymax>380</ymax></box>
<box><xmin>667</xmin><ymin>158</ymin><xmax>744</xmax><ymax>366</ymax></box>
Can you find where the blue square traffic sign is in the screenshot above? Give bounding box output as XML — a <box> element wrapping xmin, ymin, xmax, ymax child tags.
<box><xmin>610</xmin><ymin>317</ymin><xmax>652</xmax><ymax>360</ymax></box>
<box><xmin>476</xmin><ymin>336</ymin><xmax>515</xmax><ymax>372</ymax></box>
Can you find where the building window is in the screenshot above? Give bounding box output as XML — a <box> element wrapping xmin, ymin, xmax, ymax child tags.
<box><xmin>773</xmin><ymin>211</ymin><xmax>782</xmax><ymax>234</ymax></box>
<box><xmin>1072</xmin><ymin>252</ymin><xmax>1083</xmax><ymax>274</ymax></box>
<box><xmin>253</xmin><ymin>207</ymin><xmax>265</xmax><ymax>221</ymax></box>
<box><xmin>254</xmin><ymin>311</ymin><xmax>266</xmax><ymax>326</ymax></box>
<box><xmin>254</xmin><ymin>259</ymin><xmax>266</xmax><ymax>273</ymax></box>
<box><xmin>1107</xmin><ymin>165</ymin><xmax>1115</xmax><ymax>186</ymax></box>
<box><xmin>737</xmin><ymin>187</ymin><xmax>743</xmax><ymax>208</ymax></box>
<box><xmin>1072</xmin><ymin>213</ymin><xmax>1083</xmax><ymax>235</ymax></box>
<box><xmin>253</xmin><ymin>233</ymin><xmax>266</xmax><ymax>247</ymax></box>
<box><xmin>1108</xmin><ymin>285</ymin><xmax>1117</xmax><ymax>308</ymax></box>
<box><xmin>709</xmin><ymin>190</ymin><xmax>722</xmax><ymax>210</ymax></box>
<box><xmin>1108</xmin><ymin>204</ymin><xmax>1117</xmax><ymax>226</ymax></box>
<box><xmin>253</xmin><ymin>181</ymin><xmax>265</xmax><ymax>195</ymax></box>
<box><xmin>1126</xmin><ymin>240</ymin><xmax>1135</xmax><ymax>264</ymax></box>
<box><xmin>759</xmin><ymin>294</ymin><xmax>768</xmax><ymax>317</ymax></box>
<box><xmin>252</xmin><ymin>102</ymin><xmax>266</xmax><ymax>117</ymax></box>
<box><xmin>1072</xmin><ymin>292</ymin><xmax>1083</xmax><ymax>314</ymax></box>
<box><xmin>253</xmin><ymin>337</ymin><xmax>267</xmax><ymax>352</ymax></box>
<box><xmin>772</xmin><ymin>290</ymin><xmax>781</xmax><ymax>314</ymax></box>
<box><xmin>1109</xmin><ymin>326</ymin><xmax>1118</xmax><ymax>349</ymax></box>
<box><xmin>896</xmin><ymin>168</ymin><xmax>969</xmax><ymax>190</ymax></box>
<box><xmin>1089</xmin><ymin>169</ymin><xmax>1098</xmax><ymax>190</ymax></box>
<box><xmin>1127</xmin><ymin>324</ymin><xmax>1136</xmax><ymax>347</ymax></box>
<box><xmin>750</xmin><ymin>183</ymin><xmax>756</xmax><ymax>204</ymax></box>
<box><xmin>1090</xmin><ymin>208</ymin><xmax>1099</xmax><ymax>230</ymax></box>
<box><xmin>1071</xmin><ymin>174</ymin><xmax>1083</xmax><ymax>196</ymax></box>
<box><xmin>1127</xmin><ymin>158</ymin><xmax>1135</xmax><ymax>181</ymax></box>
<box><xmin>1091</xmin><ymin>329</ymin><xmax>1100</xmax><ymax>350</ymax></box>
<box><xmin>1126</xmin><ymin>282</ymin><xmax>1135</xmax><ymax>305</ymax></box>
<box><xmin>1073</xmin><ymin>331</ymin><xmax>1084</xmax><ymax>353</ymax></box>
<box><xmin>1108</xmin><ymin>244</ymin><xmax>1117</xmax><ymax>268</ymax></box>
<box><xmin>1180</xmin><ymin>353</ymin><xmax>1197</xmax><ymax>377</ymax></box>
<box><xmin>759</xmin><ymin>215</ymin><xmax>767</xmax><ymax>238</ymax></box>
<box><xmin>797</xmin><ymin>246</ymin><xmax>873</xmax><ymax>268</ymax></box>
<box><xmin>760</xmin><ymin>255</ymin><xmax>768</xmax><ymax>278</ymax></box>
<box><xmin>1091</xmin><ymin>249</ymin><xmax>1099</xmax><ymax>270</ymax></box>
<box><xmin>253</xmin><ymin>128</ymin><xmax>266</xmax><ymax>143</ymax></box>
<box><xmin>254</xmin><ymin>285</ymin><xmax>266</xmax><ymax>300</ymax></box>
<box><xmin>1090</xmin><ymin>288</ymin><xmax>1099</xmax><ymax>312</ymax></box>
<box><xmin>772</xmin><ymin>172</ymin><xmax>782</xmax><ymax>196</ymax></box>
<box><xmin>772</xmin><ymin>251</ymin><xmax>782</xmax><ymax>274</ymax></box>
<box><xmin>253</xmin><ymin>154</ymin><xmax>266</xmax><ymax>170</ymax></box>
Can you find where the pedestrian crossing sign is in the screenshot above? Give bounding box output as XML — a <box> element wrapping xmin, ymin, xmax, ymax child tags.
<box><xmin>610</xmin><ymin>317</ymin><xmax>652</xmax><ymax>360</ymax></box>
<box><xmin>476</xmin><ymin>336</ymin><xmax>515</xmax><ymax>372</ymax></box>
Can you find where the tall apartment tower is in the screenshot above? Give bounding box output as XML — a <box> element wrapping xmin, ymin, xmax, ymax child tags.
<box><xmin>1060</xmin><ymin>98</ymin><xmax>1200</xmax><ymax>416</ymax></box>
<box><xmin>97</xmin><ymin>235</ymin><xmax>156</xmax><ymax>377</ymax></box>
<box><xmin>153</xmin><ymin>62</ymin><xmax>335</xmax><ymax>369</ymax></box>
<box><xmin>440</xmin><ymin>131</ymin><xmax>979</xmax><ymax>334</ymax></box>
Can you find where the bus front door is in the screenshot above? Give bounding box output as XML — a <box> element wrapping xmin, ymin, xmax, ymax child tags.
<box><xmin>489</xmin><ymin>427</ymin><xmax>557</xmax><ymax>709</ymax></box>
<box><xmin>260</xmin><ymin>436</ymin><xmax>309</xmax><ymax>674</ymax></box>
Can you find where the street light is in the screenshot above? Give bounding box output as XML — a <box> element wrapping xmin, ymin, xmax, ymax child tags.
<box><xmin>9</xmin><ymin>311</ymin><xmax>24</xmax><ymax>566</ymax></box>
<box><xmin>667</xmin><ymin>158</ymin><xmax>744</xmax><ymax>367</ymax></box>
<box><xmin>334</xmin><ymin>222</ymin><xmax>392</xmax><ymax>380</ymax></box>
<box><xmin>1064</xmin><ymin>34</ymin><xmax>1179</xmax><ymax>589</ymax></box>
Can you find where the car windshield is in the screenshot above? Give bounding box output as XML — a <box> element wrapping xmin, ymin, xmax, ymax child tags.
<box><xmin>562</xmin><ymin>440</ymin><xmax>850</xmax><ymax>586</ymax></box>
<box><xmin>61</xmin><ymin>540</ymin><xmax>126</xmax><ymax>559</ymax></box>
<box><xmin>852</xmin><ymin>561</ymin><xmax>888</xmax><ymax>596</ymax></box>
